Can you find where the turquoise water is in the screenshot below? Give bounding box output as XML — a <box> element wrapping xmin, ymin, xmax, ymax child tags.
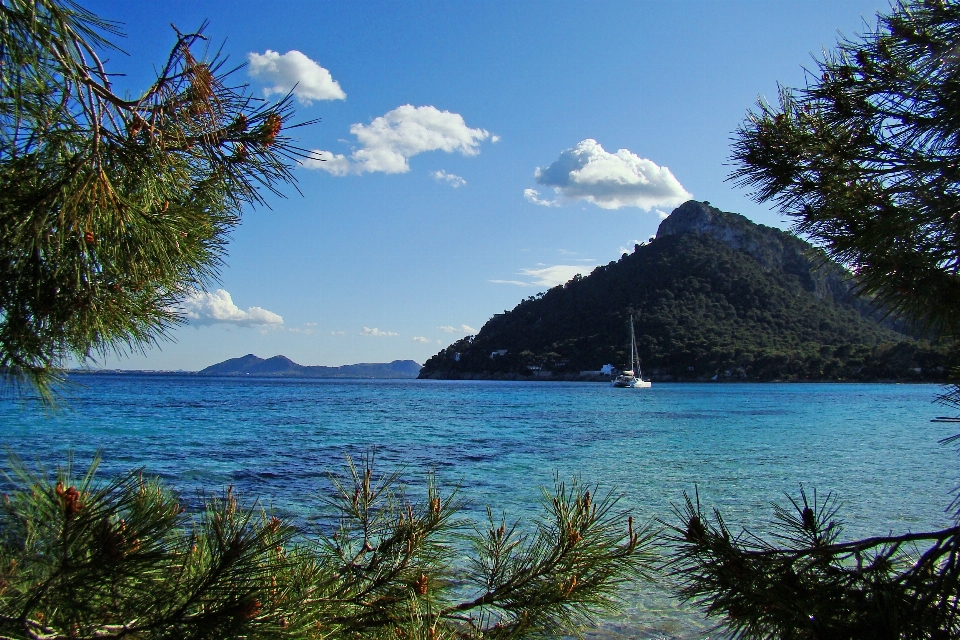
<box><xmin>1</xmin><ymin>376</ymin><xmax>957</xmax><ymax>638</ymax></box>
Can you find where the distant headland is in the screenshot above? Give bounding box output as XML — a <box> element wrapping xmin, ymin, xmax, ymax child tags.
<box><xmin>73</xmin><ymin>356</ymin><xmax>423</xmax><ymax>379</ymax></box>
<box><xmin>199</xmin><ymin>355</ymin><xmax>422</xmax><ymax>378</ymax></box>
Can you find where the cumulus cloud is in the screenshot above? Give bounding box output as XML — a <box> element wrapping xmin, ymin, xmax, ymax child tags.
<box><xmin>303</xmin><ymin>105</ymin><xmax>489</xmax><ymax>175</ymax></box>
<box><xmin>179</xmin><ymin>289</ymin><xmax>283</xmax><ymax>327</ymax></box>
<box><xmin>531</xmin><ymin>139</ymin><xmax>691</xmax><ymax>210</ymax></box>
<box><xmin>439</xmin><ymin>324</ymin><xmax>478</xmax><ymax>334</ymax></box>
<box><xmin>330</xmin><ymin>330</ymin><xmax>345</xmax><ymax>336</ymax></box>
<box><xmin>360</xmin><ymin>327</ymin><xmax>398</xmax><ymax>337</ymax></box>
<box><xmin>432</xmin><ymin>170</ymin><xmax>466</xmax><ymax>188</ymax></box>
<box><xmin>491</xmin><ymin>135</ymin><xmax>501</xmax><ymax>143</ymax></box>
<box><xmin>247</xmin><ymin>50</ymin><xmax>345</xmax><ymax>105</ymax></box>
<box><xmin>412</xmin><ymin>336</ymin><xmax>430</xmax><ymax>343</ymax></box>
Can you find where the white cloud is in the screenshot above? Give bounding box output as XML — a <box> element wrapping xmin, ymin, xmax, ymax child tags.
<box><xmin>519</xmin><ymin>264</ymin><xmax>595</xmax><ymax>287</ymax></box>
<box><xmin>247</xmin><ymin>50</ymin><xmax>345</xmax><ymax>105</ymax></box>
<box><xmin>304</xmin><ymin>105</ymin><xmax>489</xmax><ymax>175</ymax></box>
<box><xmin>330</xmin><ymin>330</ymin><xmax>345</xmax><ymax>336</ymax></box>
<box><xmin>179</xmin><ymin>289</ymin><xmax>283</xmax><ymax>327</ymax></box>
<box><xmin>360</xmin><ymin>327</ymin><xmax>398</xmax><ymax>337</ymax></box>
<box><xmin>438</xmin><ymin>324</ymin><xmax>478</xmax><ymax>334</ymax></box>
<box><xmin>655</xmin><ymin>209</ymin><xmax>670</xmax><ymax>219</ymax></box>
<box><xmin>531</xmin><ymin>139</ymin><xmax>691</xmax><ymax>210</ymax></box>
<box><xmin>432</xmin><ymin>170</ymin><xmax>466</xmax><ymax>188</ymax></box>
<box><xmin>489</xmin><ymin>279</ymin><xmax>529</xmax><ymax>286</ymax></box>
<box><xmin>412</xmin><ymin>336</ymin><xmax>430</xmax><ymax>343</ymax></box>
<box><xmin>491</xmin><ymin>135</ymin><xmax>501</xmax><ymax>143</ymax></box>
<box><xmin>524</xmin><ymin>188</ymin><xmax>560</xmax><ymax>207</ymax></box>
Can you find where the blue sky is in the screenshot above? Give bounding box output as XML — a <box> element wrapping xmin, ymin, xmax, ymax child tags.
<box><xmin>86</xmin><ymin>0</ymin><xmax>889</xmax><ymax>371</ymax></box>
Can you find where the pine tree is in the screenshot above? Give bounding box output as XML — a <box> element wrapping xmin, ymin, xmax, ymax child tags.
<box><xmin>667</xmin><ymin>1</ymin><xmax>960</xmax><ymax>636</ymax></box>
<box><xmin>0</xmin><ymin>0</ymin><xmax>310</xmax><ymax>398</ymax></box>
<box><xmin>0</xmin><ymin>454</ymin><xmax>654</xmax><ymax>639</ymax></box>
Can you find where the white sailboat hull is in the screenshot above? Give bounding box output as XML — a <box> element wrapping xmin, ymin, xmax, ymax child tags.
<box><xmin>611</xmin><ymin>376</ymin><xmax>651</xmax><ymax>388</ymax></box>
<box><xmin>612</xmin><ymin>316</ymin><xmax>652</xmax><ymax>389</ymax></box>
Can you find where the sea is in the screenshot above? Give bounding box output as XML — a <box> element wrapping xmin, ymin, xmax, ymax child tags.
<box><xmin>1</xmin><ymin>375</ymin><xmax>957</xmax><ymax>638</ymax></box>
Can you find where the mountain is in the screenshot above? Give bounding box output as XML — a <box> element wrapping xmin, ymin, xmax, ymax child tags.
<box><xmin>419</xmin><ymin>201</ymin><xmax>954</xmax><ymax>382</ymax></box>
<box><xmin>200</xmin><ymin>355</ymin><xmax>422</xmax><ymax>378</ymax></box>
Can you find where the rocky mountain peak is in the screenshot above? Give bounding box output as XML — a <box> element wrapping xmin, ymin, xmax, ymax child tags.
<box><xmin>656</xmin><ymin>200</ymin><xmax>855</xmax><ymax>305</ymax></box>
<box><xmin>657</xmin><ymin>200</ymin><xmax>736</xmax><ymax>236</ymax></box>
<box><xmin>656</xmin><ymin>201</ymin><xmax>782</xmax><ymax>267</ymax></box>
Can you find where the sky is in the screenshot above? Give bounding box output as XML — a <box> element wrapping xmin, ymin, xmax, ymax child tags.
<box><xmin>83</xmin><ymin>0</ymin><xmax>891</xmax><ymax>371</ymax></box>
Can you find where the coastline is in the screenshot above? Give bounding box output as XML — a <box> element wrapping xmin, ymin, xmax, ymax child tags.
<box><xmin>66</xmin><ymin>370</ymin><xmax>944</xmax><ymax>383</ymax></box>
<box><xmin>416</xmin><ymin>370</ymin><xmax>947</xmax><ymax>383</ymax></box>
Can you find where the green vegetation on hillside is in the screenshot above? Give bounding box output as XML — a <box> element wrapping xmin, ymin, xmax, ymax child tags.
<box><xmin>422</xmin><ymin>204</ymin><xmax>953</xmax><ymax>381</ymax></box>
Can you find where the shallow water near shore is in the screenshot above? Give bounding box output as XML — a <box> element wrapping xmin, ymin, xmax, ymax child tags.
<box><xmin>1</xmin><ymin>376</ymin><xmax>956</xmax><ymax>638</ymax></box>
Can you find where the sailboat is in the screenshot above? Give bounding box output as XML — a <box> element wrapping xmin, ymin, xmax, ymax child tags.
<box><xmin>611</xmin><ymin>316</ymin><xmax>652</xmax><ymax>388</ymax></box>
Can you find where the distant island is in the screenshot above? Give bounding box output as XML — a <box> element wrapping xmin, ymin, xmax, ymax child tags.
<box><xmin>420</xmin><ymin>200</ymin><xmax>956</xmax><ymax>382</ymax></box>
<box><xmin>199</xmin><ymin>355</ymin><xmax>422</xmax><ymax>378</ymax></box>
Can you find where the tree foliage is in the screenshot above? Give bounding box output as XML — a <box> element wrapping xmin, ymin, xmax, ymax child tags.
<box><xmin>0</xmin><ymin>0</ymin><xmax>309</xmax><ymax>397</ymax></box>
<box><xmin>0</xmin><ymin>454</ymin><xmax>653</xmax><ymax>639</ymax></box>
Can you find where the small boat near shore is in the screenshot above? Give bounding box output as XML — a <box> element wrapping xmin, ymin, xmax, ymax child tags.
<box><xmin>612</xmin><ymin>316</ymin><xmax>651</xmax><ymax>389</ymax></box>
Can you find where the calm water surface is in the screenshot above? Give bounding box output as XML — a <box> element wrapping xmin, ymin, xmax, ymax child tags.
<box><xmin>1</xmin><ymin>376</ymin><xmax>956</xmax><ymax>638</ymax></box>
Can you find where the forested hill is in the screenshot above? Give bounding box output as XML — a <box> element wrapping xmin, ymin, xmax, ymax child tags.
<box><xmin>419</xmin><ymin>201</ymin><xmax>954</xmax><ymax>382</ymax></box>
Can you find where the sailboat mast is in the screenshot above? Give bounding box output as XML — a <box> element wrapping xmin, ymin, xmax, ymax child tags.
<box><xmin>629</xmin><ymin>316</ymin><xmax>635</xmax><ymax>372</ymax></box>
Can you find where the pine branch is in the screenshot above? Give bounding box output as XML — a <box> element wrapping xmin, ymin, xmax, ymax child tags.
<box><xmin>741</xmin><ymin>525</ymin><xmax>960</xmax><ymax>560</ymax></box>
